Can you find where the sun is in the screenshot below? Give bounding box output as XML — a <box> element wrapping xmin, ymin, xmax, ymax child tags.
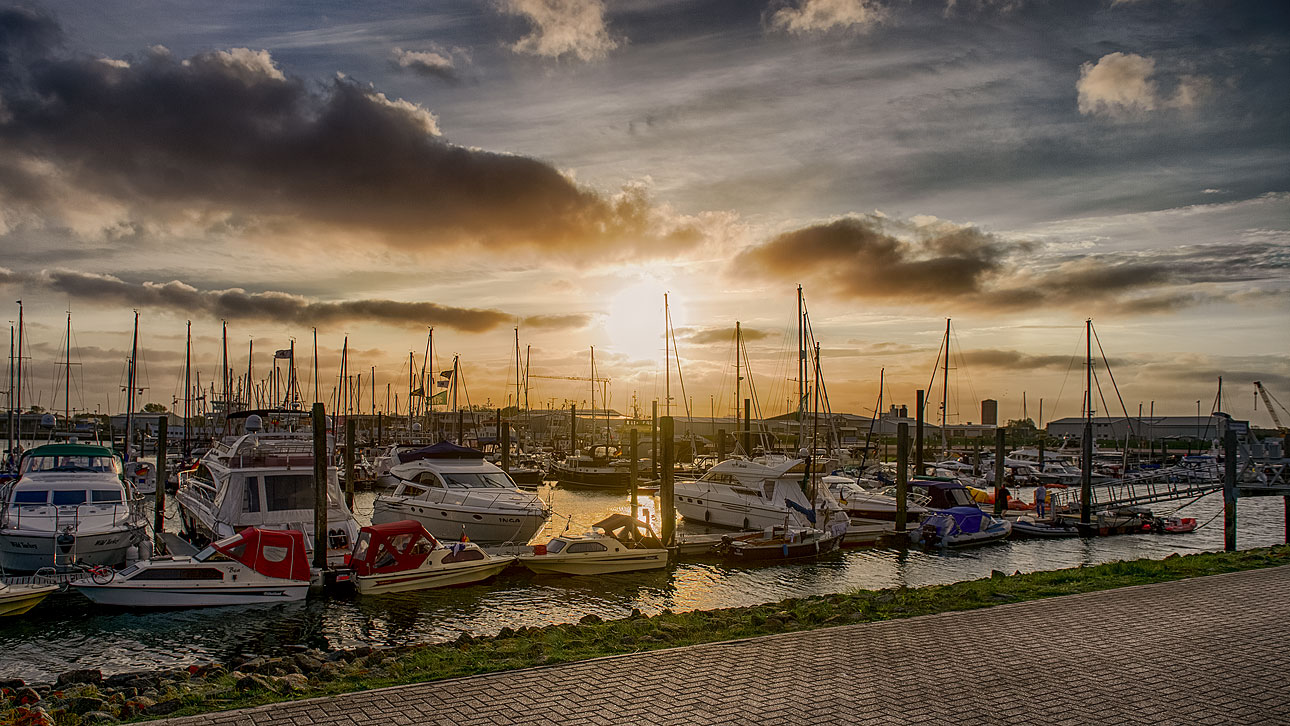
<box><xmin>604</xmin><ymin>278</ymin><xmax>686</xmax><ymax>363</ymax></box>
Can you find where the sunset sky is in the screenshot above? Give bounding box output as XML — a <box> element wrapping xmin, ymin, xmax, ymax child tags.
<box><xmin>1</xmin><ymin>0</ymin><xmax>1287</xmax><ymax>429</ymax></box>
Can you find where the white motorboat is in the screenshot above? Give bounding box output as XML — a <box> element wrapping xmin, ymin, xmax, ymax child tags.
<box><xmin>549</xmin><ymin>445</ymin><xmax>631</xmax><ymax>491</ymax></box>
<box><xmin>349</xmin><ymin>520</ymin><xmax>513</xmax><ymax>595</ymax></box>
<box><xmin>71</xmin><ymin>527</ymin><xmax>312</xmax><ymax>608</ymax></box>
<box><xmin>173</xmin><ymin>413</ymin><xmax>359</xmax><ymax>567</ymax></box>
<box><xmin>371</xmin><ymin>444</ymin><xmax>425</xmax><ymax>489</ymax></box>
<box><xmin>674</xmin><ymin>457</ymin><xmax>850</xmax><ymax>535</ymax></box>
<box><xmin>0</xmin><ymin>579</ymin><xmax>60</xmax><ymax>616</ymax></box>
<box><xmin>371</xmin><ymin>441</ymin><xmax>549</xmax><ymax>546</ymax></box>
<box><xmin>0</xmin><ymin>443</ymin><xmax>147</xmax><ymax>572</ymax></box>
<box><xmin>518</xmin><ymin>514</ymin><xmax>669</xmax><ymax>576</ymax></box>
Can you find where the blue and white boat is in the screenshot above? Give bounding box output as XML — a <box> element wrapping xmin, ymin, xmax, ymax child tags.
<box><xmin>909</xmin><ymin>479</ymin><xmax>1011</xmax><ymax>548</ymax></box>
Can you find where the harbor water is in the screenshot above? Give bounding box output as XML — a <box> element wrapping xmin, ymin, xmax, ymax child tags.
<box><xmin>2</xmin><ymin>486</ymin><xmax>1286</xmax><ymax>682</ymax></box>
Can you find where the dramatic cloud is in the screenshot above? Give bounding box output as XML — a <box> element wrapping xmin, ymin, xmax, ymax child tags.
<box><xmin>13</xmin><ymin>269</ymin><xmax>588</xmax><ymax>333</ymax></box>
<box><xmin>1077</xmin><ymin>52</ymin><xmax>1210</xmax><ymax>118</ymax></box>
<box><xmin>733</xmin><ymin>214</ymin><xmax>1287</xmax><ymax>314</ymax></box>
<box><xmin>768</xmin><ymin>0</ymin><xmax>886</xmax><ymax>34</ymax></box>
<box><xmin>392</xmin><ymin>46</ymin><xmax>464</xmax><ymax>83</ymax></box>
<box><xmin>957</xmin><ymin>349</ymin><xmax>1086</xmax><ymax>370</ymax></box>
<box><xmin>498</xmin><ymin>0</ymin><xmax>619</xmax><ymax>62</ymax></box>
<box><xmin>522</xmin><ymin>313</ymin><xmax>593</xmax><ymax>330</ymax></box>
<box><xmin>681</xmin><ymin>326</ymin><xmax>771</xmax><ymax>345</ymax></box>
<box><xmin>0</xmin><ymin>9</ymin><xmax>698</xmax><ymax>261</ymax></box>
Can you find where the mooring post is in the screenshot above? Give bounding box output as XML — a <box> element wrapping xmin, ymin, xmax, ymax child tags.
<box><xmin>661</xmin><ymin>416</ymin><xmax>675</xmax><ymax>547</ymax></box>
<box><xmin>915</xmin><ymin>389</ymin><xmax>925</xmax><ymax>476</ymax></box>
<box><xmin>651</xmin><ymin>401</ymin><xmax>659</xmax><ymax>479</ymax></box>
<box><xmin>312</xmin><ymin>403</ymin><xmax>328</xmax><ymax>569</ymax></box>
<box><xmin>629</xmin><ymin>429</ymin><xmax>639</xmax><ymax>539</ymax></box>
<box><xmin>896</xmin><ymin>422</ymin><xmax>909</xmax><ymax>537</ymax></box>
<box><xmin>994</xmin><ymin>427</ymin><xmax>1007</xmax><ymax>516</ymax></box>
<box><xmin>500</xmin><ymin>410</ymin><xmax>511</xmax><ymax>473</ymax></box>
<box><xmin>743</xmin><ymin>398</ymin><xmax>752</xmax><ymax>455</ymax></box>
<box><xmin>376</xmin><ymin>412</ymin><xmax>383</xmax><ymax>447</ymax></box>
<box><xmin>154</xmin><ymin>415</ymin><xmax>167</xmax><ymax>554</ymax></box>
<box><xmin>1224</xmin><ymin>427</ymin><xmax>1237</xmax><ymax>552</ymax></box>
<box><xmin>344</xmin><ymin>418</ymin><xmax>356</xmax><ymax>511</ymax></box>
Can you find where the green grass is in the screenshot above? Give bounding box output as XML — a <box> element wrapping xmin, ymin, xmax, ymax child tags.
<box><xmin>129</xmin><ymin>545</ymin><xmax>1289</xmax><ymax>721</ymax></box>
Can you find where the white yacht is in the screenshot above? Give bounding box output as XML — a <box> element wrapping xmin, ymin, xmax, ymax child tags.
<box><xmin>673</xmin><ymin>457</ymin><xmax>849</xmax><ymax>536</ymax></box>
<box><xmin>72</xmin><ymin>527</ymin><xmax>312</xmax><ymax>608</ymax></box>
<box><xmin>371</xmin><ymin>441</ymin><xmax>550</xmax><ymax>545</ymax></box>
<box><xmin>371</xmin><ymin>444</ymin><xmax>424</xmax><ymax>489</ymax></box>
<box><xmin>0</xmin><ymin>443</ymin><xmax>147</xmax><ymax>572</ymax></box>
<box><xmin>173</xmin><ymin>414</ymin><xmax>359</xmax><ymax>567</ymax></box>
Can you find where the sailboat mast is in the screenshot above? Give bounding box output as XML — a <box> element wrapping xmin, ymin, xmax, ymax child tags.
<box><xmin>246</xmin><ymin>339</ymin><xmax>253</xmax><ymax>409</ymax></box>
<box><xmin>941</xmin><ymin>318</ymin><xmax>950</xmax><ymax>453</ymax></box>
<box><xmin>796</xmin><ymin>285</ymin><xmax>804</xmax><ymax>449</ymax></box>
<box><xmin>221</xmin><ymin>321</ymin><xmax>228</xmax><ymax>425</ymax></box>
<box><xmin>7</xmin><ymin>325</ymin><xmax>13</xmax><ymax>459</ymax></box>
<box><xmin>590</xmin><ymin>346</ymin><xmax>596</xmax><ymax>446</ymax></box>
<box><xmin>664</xmin><ymin>294</ymin><xmax>670</xmax><ymax>417</ymax></box>
<box><xmin>514</xmin><ymin>327</ymin><xmax>521</xmax><ymax>411</ymax></box>
<box><xmin>15</xmin><ymin>301</ymin><xmax>21</xmax><ymax>448</ymax></box>
<box><xmin>1081</xmin><ymin>318</ymin><xmax>1093</xmax><ymax>525</ymax></box>
<box><xmin>63</xmin><ymin>311</ymin><xmax>71</xmax><ymax>425</ymax></box>
<box><xmin>184</xmin><ymin>321</ymin><xmax>191</xmax><ymax>456</ymax></box>
<box><xmin>735</xmin><ymin>321</ymin><xmax>741</xmax><ymax>428</ymax></box>
<box><xmin>124</xmin><ymin>311</ymin><xmax>139</xmax><ymax>461</ymax></box>
<box><xmin>407</xmin><ymin>351</ymin><xmax>413</xmax><ymax>431</ymax></box>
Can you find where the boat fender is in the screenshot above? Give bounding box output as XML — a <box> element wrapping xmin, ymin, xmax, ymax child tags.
<box><xmin>704</xmin><ymin>510</ymin><xmax>711</xmax><ymax>523</ymax></box>
<box><xmin>742</xmin><ymin>517</ymin><xmax>750</xmax><ymax>530</ymax></box>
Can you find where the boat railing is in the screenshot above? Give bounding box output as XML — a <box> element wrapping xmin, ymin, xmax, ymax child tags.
<box><xmin>1</xmin><ymin>500</ymin><xmax>140</xmax><ymax>531</ymax></box>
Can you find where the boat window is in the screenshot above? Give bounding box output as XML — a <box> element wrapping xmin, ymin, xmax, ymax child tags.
<box><xmin>387</xmin><ymin>533</ymin><xmax>414</xmax><ymax>553</ymax></box>
<box><xmin>373</xmin><ymin>544</ymin><xmax>398</xmax><ymax>569</ymax></box>
<box><xmin>700</xmin><ymin>472</ymin><xmax>736</xmax><ymax>484</ymax></box>
<box><xmin>545</xmin><ymin>539</ymin><xmax>567</xmax><ymax>554</ymax></box>
<box><xmin>413</xmin><ymin>473</ymin><xmax>443</xmax><ymax>488</ymax></box>
<box><xmin>13</xmin><ymin>490</ymin><xmax>48</xmax><ymax>504</ymax></box>
<box><xmin>565</xmin><ymin>541</ymin><xmax>608</xmax><ymax>553</ymax></box>
<box><xmin>22</xmin><ymin>454</ymin><xmax>119</xmax><ymax>474</ymax></box>
<box><xmin>352</xmin><ymin>533</ymin><xmax>371</xmax><ymax>562</ymax></box>
<box><xmin>243</xmin><ymin>477</ymin><xmax>261</xmax><ymax>513</ymax></box>
<box><xmin>263</xmin><ymin>474</ymin><xmax>313</xmax><ymax>511</ymax></box>
<box><xmin>261</xmin><ymin>545</ymin><xmax>289</xmax><ymax>563</ymax></box>
<box><xmin>441</xmin><ymin>472</ymin><xmax>513</xmax><ymax>489</ymax></box>
<box><xmin>131</xmin><ymin>567</ymin><xmax>224</xmax><ymax>581</ymax></box>
<box><xmin>401</xmin><ymin>484</ymin><xmax>430</xmax><ymax>497</ymax></box>
<box><xmin>52</xmin><ymin>490</ymin><xmax>88</xmax><ymax>506</ymax></box>
<box><xmin>91</xmin><ymin>489</ymin><xmax>123</xmax><ymax>503</ymax></box>
<box><xmin>946</xmin><ymin>488</ymin><xmax>975</xmax><ymax>507</ymax></box>
<box><xmin>443</xmin><ymin>548</ymin><xmax>485</xmax><ymax>563</ymax></box>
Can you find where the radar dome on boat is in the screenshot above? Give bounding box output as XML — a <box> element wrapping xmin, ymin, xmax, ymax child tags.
<box><xmin>411</xmin><ymin>422</ymin><xmax>422</xmax><ymax>432</ymax></box>
<box><xmin>244</xmin><ymin>414</ymin><xmax>264</xmax><ymax>432</ymax></box>
<box><xmin>40</xmin><ymin>413</ymin><xmax>56</xmax><ymax>428</ymax></box>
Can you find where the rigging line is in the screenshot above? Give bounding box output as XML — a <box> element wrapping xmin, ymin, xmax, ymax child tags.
<box><xmin>924</xmin><ymin>328</ymin><xmax>946</xmax><ymax>421</ymax></box>
<box><xmin>1052</xmin><ymin>330</ymin><xmax>1085</xmax><ymax>425</ymax></box>
<box><xmin>1093</xmin><ymin>365</ymin><xmax>1114</xmax><ymax>436</ymax></box>
<box><xmin>667</xmin><ymin>314</ymin><xmax>692</xmax><ymax>420</ymax></box>
<box><xmin>740</xmin><ymin>330</ymin><xmax>766</xmax><ymax>425</ymax></box>
<box><xmin>949</xmin><ymin>326</ymin><xmax>979</xmax><ymax>425</ymax></box>
<box><xmin>1090</xmin><ymin>325</ymin><xmax>1135</xmax><ymax>438</ymax></box>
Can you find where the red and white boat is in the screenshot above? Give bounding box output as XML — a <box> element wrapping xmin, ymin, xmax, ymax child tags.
<box><xmin>349</xmin><ymin>520</ymin><xmax>513</xmax><ymax>595</ymax></box>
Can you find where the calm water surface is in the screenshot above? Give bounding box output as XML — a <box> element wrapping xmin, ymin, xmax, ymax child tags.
<box><xmin>3</xmin><ymin>485</ymin><xmax>1286</xmax><ymax>682</ymax></box>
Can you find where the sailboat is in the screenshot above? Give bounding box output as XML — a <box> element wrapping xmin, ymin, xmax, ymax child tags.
<box><xmin>551</xmin><ymin>348</ymin><xmax>630</xmax><ymax>490</ymax></box>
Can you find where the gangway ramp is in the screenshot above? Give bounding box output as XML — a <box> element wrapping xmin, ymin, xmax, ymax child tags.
<box><xmin>1049</xmin><ymin>465</ymin><xmax>1222</xmax><ymax>511</ymax></box>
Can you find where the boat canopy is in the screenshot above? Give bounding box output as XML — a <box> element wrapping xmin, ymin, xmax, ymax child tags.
<box><xmin>350</xmin><ymin>520</ymin><xmax>440</xmax><ymax>575</ymax></box>
<box><xmin>211</xmin><ymin>527</ymin><xmax>311</xmax><ymax>581</ymax></box>
<box><xmin>593</xmin><ymin>513</ymin><xmax>664</xmax><ymax>548</ymax></box>
<box><xmin>909</xmin><ymin>479</ymin><xmax>978</xmax><ymax>509</ymax></box>
<box><xmin>397</xmin><ymin>441</ymin><xmax>487</xmax><ymax>463</ymax></box>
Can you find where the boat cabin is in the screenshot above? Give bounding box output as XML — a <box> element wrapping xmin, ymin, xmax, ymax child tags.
<box><xmin>350</xmin><ymin>520</ymin><xmax>485</xmax><ymax>575</ymax></box>
<box><xmin>191</xmin><ymin>527</ymin><xmax>311</xmax><ymax>581</ymax></box>
<box><xmin>909</xmin><ymin>479</ymin><xmax>981</xmax><ymax>510</ymax></box>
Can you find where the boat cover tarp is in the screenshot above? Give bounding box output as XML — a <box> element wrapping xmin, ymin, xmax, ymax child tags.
<box><xmin>397</xmin><ymin>441</ymin><xmax>487</xmax><ymax>464</ymax></box>
<box><xmin>213</xmin><ymin>527</ymin><xmax>311</xmax><ymax>581</ymax></box>
<box><xmin>350</xmin><ymin>520</ymin><xmax>439</xmax><ymax>575</ymax></box>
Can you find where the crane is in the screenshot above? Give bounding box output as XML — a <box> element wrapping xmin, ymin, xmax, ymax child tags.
<box><xmin>1254</xmin><ymin>381</ymin><xmax>1289</xmax><ymax>433</ymax></box>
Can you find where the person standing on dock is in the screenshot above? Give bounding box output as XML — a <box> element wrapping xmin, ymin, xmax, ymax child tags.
<box><xmin>1034</xmin><ymin>484</ymin><xmax>1048</xmax><ymax>519</ymax></box>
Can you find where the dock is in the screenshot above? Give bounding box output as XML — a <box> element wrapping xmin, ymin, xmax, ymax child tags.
<box><xmin>152</xmin><ymin>565</ymin><xmax>1290</xmax><ymax>725</ymax></box>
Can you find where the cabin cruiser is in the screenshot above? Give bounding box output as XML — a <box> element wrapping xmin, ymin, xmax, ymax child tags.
<box><xmin>518</xmin><ymin>514</ymin><xmax>668</xmax><ymax>575</ymax></box>
<box><xmin>821</xmin><ymin>474</ymin><xmax>926</xmax><ymax>545</ymax></box>
<box><xmin>673</xmin><ymin>457</ymin><xmax>849</xmax><ymax>536</ymax></box>
<box><xmin>0</xmin><ymin>443</ymin><xmax>148</xmax><ymax>572</ymax></box>
<box><xmin>371</xmin><ymin>444</ymin><xmax>425</xmax><ymax>489</ymax></box>
<box><xmin>72</xmin><ymin>527</ymin><xmax>312</xmax><ymax>608</ymax></box>
<box><xmin>349</xmin><ymin>520</ymin><xmax>513</xmax><ymax>595</ymax></box>
<box><xmin>371</xmin><ymin>441</ymin><xmax>550</xmax><ymax>545</ymax></box>
<box><xmin>549</xmin><ymin>445</ymin><xmax>631</xmax><ymax>490</ymax></box>
<box><xmin>173</xmin><ymin>413</ymin><xmax>359</xmax><ymax>567</ymax></box>
<box><xmin>909</xmin><ymin>479</ymin><xmax>1011</xmax><ymax>548</ymax></box>
<box><xmin>714</xmin><ymin>525</ymin><xmax>842</xmax><ymax>562</ymax></box>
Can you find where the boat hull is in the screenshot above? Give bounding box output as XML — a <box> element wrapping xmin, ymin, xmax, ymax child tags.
<box><xmin>517</xmin><ymin>550</ymin><xmax>668</xmax><ymax>575</ymax></box>
<box><xmin>0</xmin><ymin>529</ymin><xmax>139</xmax><ymax>572</ymax></box>
<box><xmin>354</xmin><ymin>558</ymin><xmax>513</xmax><ymax>595</ymax></box>
<box><xmin>72</xmin><ymin>581</ymin><xmax>310</xmax><ymax>608</ymax></box>
<box><xmin>371</xmin><ymin>500</ymin><xmax>547</xmax><ymax>546</ymax></box>
<box><xmin>0</xmin><ymin>583</ymin><xmax>59</xmax><ymax>616</ymax></box>
<box><xmin>720</xmin><ymin>533</ymin><xmax>842</xmax><ymax>562</ymax></box>
<box><xmin>551</xmin><ymin>466</ymin><xmax>630</xmax><ymax>491</ymax></box>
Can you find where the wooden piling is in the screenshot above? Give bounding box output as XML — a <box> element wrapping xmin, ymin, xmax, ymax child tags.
<box><xmin>1224</xmin><ymin>428</ymin><xmax>1237</xmax><ymax>552</ymax></box>
<box><xmin>743</xmin><ymin>398</ymin><xmax>752</xmax><ymax>455</ymax></box>
<box><xmin>153</xmin><ymin>416</ymin><xmax>167</xmax><ymax>554</ymax></box>
<box><xmin>915</xmin><ymin>389</ymin><xmax>925</xmax><ymax>476</ymax></box>
<box><xmin>500</xmin><ymin>410</ymin><xmax>511</xmax><ymax>473</ymax></box>
<box><xmin>661</xmin><ymin>416</ymin><xmax>675</xmax><ymax>547</ymax></box>
<box><xmin>896</xmin><ymin>422</ymin><xmax>908</xmax><ymax>535</ymax></box>
<box><xmin>344</xmin><ymin>418</ymin><xmax>355</xmax><ymax>510</ymax></box>
<box><xmin>651</xmin><ymin>401</ymin><xmax>658</xmax><ymax>479</ymax></box>
<box><xmin>311</xmin><ymin>403</ymin><xmax>328</xmax><ymax>569</ymax></box>
<box><xmin>994</xmin><ymin>427</ymin><xmax>1006</xmax><ymax>516</ymax></box>
<box><xmin>629</xmin><ymin>429</ymin><xmax>639</xmax><ymax>538</ymax></box>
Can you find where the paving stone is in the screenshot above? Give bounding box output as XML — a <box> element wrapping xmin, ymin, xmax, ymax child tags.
<box><xmin>151</xmin><ymin>566</ymin><xmax>1289</xmax><ymax>726</ymax></box>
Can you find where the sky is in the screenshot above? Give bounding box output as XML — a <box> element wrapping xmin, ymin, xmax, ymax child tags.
<box><xmin>0</xmin><ymin>0</ymin><xmax>1287</xmax><ymax>429</ymax></box>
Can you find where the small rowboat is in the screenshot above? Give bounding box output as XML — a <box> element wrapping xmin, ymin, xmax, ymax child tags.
<box><xmin>1157</xmin><ymin>517</ymin><xmax>1198</xmax><ymax>534</ymax></box>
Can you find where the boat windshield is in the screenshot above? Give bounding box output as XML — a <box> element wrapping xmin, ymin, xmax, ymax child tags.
<box><xmin>441</xmin><ymin>472</ymin><xmax>514</xmax><ymax>489</ymax></box>
<box><xmin>545</xmin><ymin>538</ymin><xmax>567</xmax><ymax>554</ymax></box>
<box><xmin>943</xmin><ymin>488</ymin><xmax>976</xmax><ymax>507</ymax></box>
<box><xmin>22</xmin><ymin>455</ymin><xmax>121</xmax><ymax>475</ymax></box>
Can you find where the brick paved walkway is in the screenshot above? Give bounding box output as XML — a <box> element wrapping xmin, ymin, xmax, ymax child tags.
<box><xmin>155</xmin><ymin>566</ymin><xmax>1290</xmax><ymax>725</ymax></box>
